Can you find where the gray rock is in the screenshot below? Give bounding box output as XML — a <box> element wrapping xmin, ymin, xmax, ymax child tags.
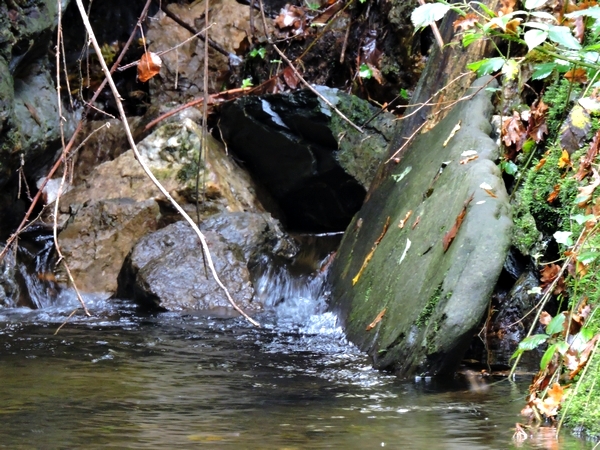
<box><xmin>329</xmin><ymin>77</ymin><xmax>512</xmax><ymax>378</ymax></box>
<box><xmin>118</xmin><ymin>218</ymin><xmax>274</xmax><ymax>312</ymax></box>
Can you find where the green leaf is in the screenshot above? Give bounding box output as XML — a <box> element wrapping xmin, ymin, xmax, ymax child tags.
<box><xmin>241</xmin><ymin>78</ymin><xmax>254</xmax><ymax>88</ymax></box>
<box><xmin>399</xmin><ymin>88</ymin><xmax>409</xmax><ymax>100</ymax></box>
<box><xmin>249</xmin><ymin>47</ymin><xmax>266</xmax><ymax>59</ymax></box>
<box><xmin>546</xmin><ymin>313</ymin><xmax>565</xmax><ymax>335</ymax></box>
<box><xmin>502</xmin><ymin>59</ymin><xmax>520</xmax><ymax>81</ymax></box>
<box><xmin>531</xmin><ymin>62</ymin><xmax>557</xmax><ymax>80</ymax></box>
<box><xmin>557</xmin><ymin>341</ymin><xmax>570</xmax><ymax>355</ymax></box>
<box><xmin>571</xmin><ymin>328</ymin><xmax>593</xmax><ymax>352</ymax></box>
<box><xmin>540</xmin><ymin>343</ymin><xmax>557</xmax><ymax>369</ymax></box>
<box><xmin>522</xmin><ymin>139</ymin><xmax>536</xmax><ymax>153</ymax></box>
<box><xmin>529</xmin><ymin>11</ymin><xmax>558</xmax><ymax>22</ymax></box>
<box><xmin>472</xmin><ymin>2</ymin><xmax>496</xmax><ymax>18</ymax></box>
<box><xmin>501</xmin><ymin>160</ymin><xmax>518</xmax><ymax>175</ymax></box>
<box><xmin>572</xmin><ymin>213</ymin><xmax>596</xmax><ymax>225</ymax></box>
<box><xmin>525</xmin><ymin>0</ymin><xmax>549</xmax><ymax>9</ymax></box>
<box><xmin>548</xmin><ymin>25</ymin><xmax>582</xmax><ymax>50</ymax></box>
<box><xmin>524</xmin><ymin>29</ymin><xmax>548</xmax><ymax>51</ymax></box>
<box><xmin>462</xmin><ymin>31</ymin><xmax>483</xmax><ymax>48</ymax></box>
<box><xmin>519</xmin><ymin>334</ymin><xmax>550</xmax><ymax>351</ymax></box>
<box><xmin>566</xmin><ymin>6</ymin><xmax>600</xmax><ymax>19</ymax></box>
<box><xmin>554</xmin><ymin>230</ymin><xmax>573</xmax><ymax>246</ymax></box>
<box><xmin>466</xmin><ymin>57</ymin><xmax>505</xmax><ymax>76</ymax></box>
<box><xmin>578</xmin><ymin>251</ymin><xmax>600</xmax><ymax>265</ymax></box>
<box><xmin>359</xmin><ymin>63</ymin><xmax>373</xmax><ymax>79</ymax></box>
<box><xmin>411</xmin><ymin>3</ymin><xmax>451</xmax><ymax>29</ymax></box>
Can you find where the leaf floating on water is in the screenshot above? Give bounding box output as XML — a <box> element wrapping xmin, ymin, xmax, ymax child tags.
<box><xmin>366</xmin><ymin>308</ymin><xmax>387</xmax><ymax>331</ymax></box>
<box><xmin>352</xmin><ymin>217</ymin><xmax>390</xmax><ymax>285</ymax></box>
<box><xmin>442</xmin><ymin>193</ymin><xmax>474</xmax><ymax>252</ymax></box>
<box><xmin>443</xmin><ymin>120</ymin><xmax>461</xmax><ymax>147</ymax></box>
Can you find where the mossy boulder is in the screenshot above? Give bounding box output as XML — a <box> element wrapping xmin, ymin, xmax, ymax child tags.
<box><xmin>328</xmin><ymin>77</ymin><xmax>512</xmax><ymax>378</ymax></box>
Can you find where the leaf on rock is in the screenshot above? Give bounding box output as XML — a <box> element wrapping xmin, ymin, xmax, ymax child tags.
<box><xmin>398</xmin><ymin>210</ymin><xmax>412</xmax><ymax>229</ymax></box>
<box><xmin>352</xmin><ymin>217</ymin><xmax>390</xmax><ymax>285</ymax></box>
<box><xmin>442</xmin><ymin>193</ymin><xmax>474</xmax><ymax>252</ymax></box>
<box><xmin>366</xmin><ymin>308</ymin><xmax>387</xmax><ymax>331</ymax></box>
<box><xmin>559</xmin><ymin>104</ymin><xmax>591</xmax><ymax>154</ymax></box>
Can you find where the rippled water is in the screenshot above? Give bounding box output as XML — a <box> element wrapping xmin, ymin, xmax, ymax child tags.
<box><xmin>0</xmin><ymin>291</ymin><xmax>592</xmax><ymax>450</ymax></box>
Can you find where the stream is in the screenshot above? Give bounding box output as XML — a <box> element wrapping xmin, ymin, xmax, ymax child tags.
<box><xmin>0</xmin><ymin>239</ymin><xmax>593</xmax><ymax>449</ymax></box>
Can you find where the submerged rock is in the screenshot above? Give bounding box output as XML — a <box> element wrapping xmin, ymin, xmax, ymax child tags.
<box><xmin>117</xmin><ymin>212</ymin><xmax>297</xmax><ymax>312</ymax></box>
<box><xmin>219</xmin><ymin>89</ymin><xmax>395</xmax><ymax>231</ymax></box>
<box><xmin>329</xmin><ymin>77</ymin><xmax>512</xmax><ymax>378</ymax></box>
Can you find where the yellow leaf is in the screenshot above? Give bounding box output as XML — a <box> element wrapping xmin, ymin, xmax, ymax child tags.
<box><xmin>557</xmin><ymin>149</ymin><xmax>570</xmax><ymax>168</ymax></box>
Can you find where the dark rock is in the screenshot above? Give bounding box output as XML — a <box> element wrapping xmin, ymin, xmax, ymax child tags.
<box><xmin>329</xmin><ymin>77</ymin><xmax>512</xmax><ymax>378</ymax></box>
<box><xmin>219</xmin><ymin>88</ymin><xmax>394</xmax><ymax>231</ymax></box>
<box><xmin>117</xmin><ymin>213</ymin><xmax>292</xmax><ymax>312</ymax></box>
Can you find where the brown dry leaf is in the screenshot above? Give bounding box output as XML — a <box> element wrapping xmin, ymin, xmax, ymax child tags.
<box><xmin>275</xmin><ymin>5</ymin><xmax>306</xmax><ymax>35</ymax></box>
<box><xmin>558</xmin><ymin>149</ymin><xmax>572</xmax><ymax>169</ymax></box>
<box><xmin>499</xmin><ymin>0</ymin><xmax>516</xmax><ymax>15</ymax></box>
<box><xmin>540</xmin><ymin>311</ymin><xmax>553</xmax><ymax>326</ymax></box>
<box><xmin>540</xmin><ymin>264</ymin><xmax>565</xmax><ymax>295</ymax></box>
<box><xmin>282</xmin><ymin>66</ymin><xmax>299</xmax><ymax>89</ymax></box>
<box><xmin>398</xmin><ymin>210</ymin><xmax>412</xmax><ymax>229</ymax></box>
<box><xmin>460</xmin><ymin>155</ymin><xmax>478</xmax><ymax>164</ymax></box>
<box><xmin>352</xmin><ymin>217</ymin><xmax>390</xmax><ymax>286</ymax></box>
<box><xmin>535</xmin><ymin>158</ymin><xmax>547</xmax><ymax>171</ymax></box>
<box><xmin>568</xmin><ymin>334</ymin><xmax>600</xmax><ymax>379</ymax></box>
<box><xmin>137</xmin><ymin>52</ymin><xmax>162</xmax><ymax>82</ymax></box>
<box><xmin>453</xmin><ymin>13</ymin><xmax>479</xmax><ymax>31</ymax></box>
<box><xmin>483</xmin><ymin>188</ymin><xmax>497</xmax><ymax>198</ymax></box>
<box><xmin>533</xmin><ymin>382</ymin><xmax>565</xmax><ymax>418</ymax></box>
<box><xmin>547</xmin><ymin>184</ymin><xmax>560</xmax><ymax>203</ymax></box>
<box><xmin>442</xmin><ymin>193</ymin><xmax>474</xmax><ymax>252</ymax></box>
<box><xmin>412</xmin><ymin>215</ymin><xmax>421</xmax><ymax>230</ymax></box>
<box><xmin>503</xmin><ymin>111</ymin><xmax>527</xmax><ymax>151</ymax></box>
<box><xmin>312</xmin><ymin>0</ymin><xmax>343</xmax><ymax>25</ymax></box>
<box><xmin>575</xmin><ymin>129</ymin><xmax>600</xmax><ymax>181</ymax></box>
<box><xmin>577</xmin><ymin>168</ymin><xmax>600</xmax><ymax>207</ymax></box>
<box><xmin>505</xmin><ymin>18</ymin><xmax>522</xmax><ymax>34</ymax></box>
<box><xmin>574</xmin><ymin>16</ymin><xmax>586</xmax><ymax>43</ymax></box>
<box><xmin>565</xmin><ymin>68</ymin><xmax>588</xmax><ymax>83</ymax></box>
<box><xmin>527</xmin><ymin>99</ymin><xmax>549</xmax><ymax>143</ymax></box>
<box><xmin>366</xmin><ymin>308</ymin><xmax>387</xmax><ymax>331</ymax></box>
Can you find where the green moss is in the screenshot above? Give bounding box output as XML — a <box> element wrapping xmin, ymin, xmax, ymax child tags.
<box><xmin>416</xmin><ymin>282</ymin><xmax>442</xmax><ymax>328</ymax></box>
<box><xmin>543</xmin><ymin>79</ymin><xmax>582</xmax><ymax>139</ymax></box>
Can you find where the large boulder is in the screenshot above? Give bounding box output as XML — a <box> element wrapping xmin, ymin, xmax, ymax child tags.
<box><xmin>117</xmin><ymin>212</ymin><xmax>298</xmax><ymax>312</ymax></box>
<box><xmin>328</xmin><ymin>77</ymin><xmax>512</xmax><ymax>378</ymax></box>
<box><xmin>52</xmin><ymin>114</ymin><xmax>266</xmax><ymax>294</ymax></box>
<box><xmin>219</xmin><ymin>88</ymin><xmax>395</xmax><ymax>231</ymax></box>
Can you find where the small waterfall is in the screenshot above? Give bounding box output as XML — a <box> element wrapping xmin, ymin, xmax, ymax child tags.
<box><xmin>251</xmin><ymin>233</ymin><xmax>341</xmax><ymax>326</ymax></box>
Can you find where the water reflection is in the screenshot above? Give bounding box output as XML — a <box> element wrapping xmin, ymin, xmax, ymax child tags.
<box><xmin>0</xmin><ymin>301</ymin><xmax>592</xmax><ymax>449</ymax></box>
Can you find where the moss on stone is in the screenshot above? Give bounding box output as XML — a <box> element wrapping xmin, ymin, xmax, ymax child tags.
<box><xmin>416</xmin><ymin>282</ymin><xmax>442</xmax><ymax>328</ymax></box>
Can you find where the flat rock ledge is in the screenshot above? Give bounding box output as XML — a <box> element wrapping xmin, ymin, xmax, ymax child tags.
<box><xmin>329</xmin><ymin>77</ymin><xmax>512</xmax><ymax>378</ymax></box>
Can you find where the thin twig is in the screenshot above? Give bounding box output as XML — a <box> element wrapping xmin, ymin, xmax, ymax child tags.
<box><xmin>55</xmin><ymin>0</ymin><xmax>90</xmax><ymax>316</ymax></box>
<box><xmin>54</xmin><ymin>308</ymin><xmax>79</xmax><ymax>335</ymax></box>
<box><xmin>418</xmin><ymin>0</ymin><xmax>444</xmax><ymax>50</ymax></box>
<box><xmin>255</xmin><ymin>0</ymin><xmax>363</xmax><ymax>133</ymax></box>
<box><xmin>74</xmin><ymin>0</ymin><xmax>260</xmax><ymax>327</ymax></box>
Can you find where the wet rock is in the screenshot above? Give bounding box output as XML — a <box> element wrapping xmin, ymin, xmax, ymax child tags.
<box><xmin>56</xmin><ymin>199</ymin><xmax>160</xmax><ymax>294</ymax></box>
<box><xmin>0</xmin><ymin>1</ymin><xmax>79</xmax><ymax>190</ymax></box>
<box><xmin>329</xmin><ymin>77</ymin><xmax>512</xmax><ymax>378</ymax></box>
<box><xmin>50</xmin><ymin>114</ymin><xmax>266</xmax><ymax>294</ymax></box>
<box><xmin>117</xmin><ymin>212</ymin><xmax>294</xmax><ymax>312</ymax></box>
<box><xmin>0</xmin><ymin>248</ymin><xmax>19</xmax><ymax>308</ymax></box>
<box><xmin>219</xmin><ymin>88</ymin><xmax>395</xmax><ymax>231</ymax></box>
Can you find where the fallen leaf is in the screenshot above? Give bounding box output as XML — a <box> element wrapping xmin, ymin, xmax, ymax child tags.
<box><xmin>366</xmin><ymin>308</ymin><xmax>387</xmax><ymax>331</ymax></box>
<box><xmin>565</xmin><ymin>68</ymin><xmax>587</xmax><ymax>83</ymax></box>
<box><xmin>574</xmin><ymin>16</ymin><xmax>586</xmax><ymax>43</ymax></box>
<box><xmin>499</xmin><ymin>0</ymin><xmax>516</xmax><ymax>16</ymax></box>
<box><xmin>398</xmin><ymin>210</ymin><xmax>412</xmax><ymax>229</ymax></box>
<box><xmin>560</xmin><ymin>104</ymin><xmax>591</xmax><ymax>154</ymax></box>
<box><xmin>442</xmin><ymin>193</ymin><xmax>474</xmax><ymax>252</ymax></box>
<box><xmin>352</xmin><ymin>217</ymin><xmax>390</xmax><ymax>286</ymax></box>
<box><xmin>540</xmin><ymin>264</ymin><xmax>565</xmax><ymax>295</ymax></box>
<box><xmin>577</xmin><ymin>168</ymin><xmax>600</xmax><ymax>206</ymax></box>
<box><xmin>460</xmin><ymin>155</ymin><xmax>478</xmax><ymax>164</ymax></box>
<box><xmin>547</xmin><ymin>184</ymin><xmax>560</xmax><ymax>203</ymax></box>
<box><xmin>527</xmin><ymin>99</ymin><xmax>549</xmax><ymax>143</ymax></box>
<box><xmin>558</xmin><ymin>149</ymin><xmax>571</xmax><ymax>169</ymax></box>
<box><xmin>137</xmin><ymin>52</ymin><xmax>162</xmax><ymax>82</ymax></box>
<box><xmin>443</xmin><ymin>121</ymin><xmax>462</xmax><ymax>147</ymax></box>
<box><xmin>412</xmin><ymin>215</ymin><xmax>421</xmax><ymax>229</ymax></box>
<box><xmin>540</xmin><ymin>311</ymin><xmax>552</xmax><ymax>326</ymax></box>
<box><xmin>534</xmin><ymin>158</ymin><xmax>547</xmax><ymax>171</ymax></box>
<box><xmin>282</xmin><ymin>66</ymin><xmax>299</xmax><ymax>89</ymax></box>
<box><xmin>503</xmin><ymin>111</ymin><xmax>527</xmax><ymax>152</ymax></box>
<box><xmin>453</xmin><ymin>13</ymin><xmax>479</xmax><ymax>31</ymax></box>
<box><xmin>575</xmin><ymin>129</ymin><xmax>600</xmax><ymax>181</ymax></box>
